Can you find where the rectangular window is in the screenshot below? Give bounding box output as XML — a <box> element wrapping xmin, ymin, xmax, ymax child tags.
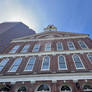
<box><xmin>24</xmin><ymin>57</ymin><xmax>36</xmax><ymax>71</ymax></box>
<box><xmin>45</xmin><ymin>43</ymin><xmax>51</xmax><ymax>51</ymax></box>
<box><xmin>41</xmin><ymin>56</ymin><xmax>50</xmax><ymax>70</ymax></box>
<box><xmin>32</xmin><ymin>44</ymin><xmax>40</xmax><ymax>52</ymax></box>
<box><xmin>9</xmin><ymin>45</ymin><xmax>20</xmax><ymax>53</ymax></box>
<box><xmin>87</xmin><ymin>54</ymin><xmax>92</xmax><ymax>63</ymax></box>
<box><xmin>21</xmin><ymin>44</ymin><xmax>30</xmax><ymax>53</ymax></box>
<box><xmin>78</xmin><ymin>41</ymin><xmax>88</xmax><ymax>49</ymax></box>
<box><xmin>0</xmin><ymin>58</ymin><xmax>9</xmax><ymax>71</ymax></box>
<box><xmin>68</xmin><ymin>42</ymin><xmax>75</xmax><ymax>50</ymax></box>
<box><xmin>57</xmin><ymin>42</ymin><xmax>63</xmax><ymax>51</ymax></box>
<box><xmin>8</xmin><ymin>58</ymin><xmax>22</xmax><ymax>72</ymax></box>
<box><xmin>73</xmin><ymin>55</ymin><xmax>85</xmax><ymax>69</ymax></box>
<box><xmin>58</xmin><ymin>56</ymin><xmax>67</xmax><ymax>70</ymax></box>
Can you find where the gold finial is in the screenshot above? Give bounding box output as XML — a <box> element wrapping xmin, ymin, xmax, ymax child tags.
<box><xmin>44</xmin><ymin>25</ymin><xmax>57</xmax><ymax>32</ymax></box>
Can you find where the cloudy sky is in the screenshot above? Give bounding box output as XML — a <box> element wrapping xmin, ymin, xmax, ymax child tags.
<box><xmin>0</xmin><ymin>0</ymin><xmax>92</xmax><ymax>37</ymax></box>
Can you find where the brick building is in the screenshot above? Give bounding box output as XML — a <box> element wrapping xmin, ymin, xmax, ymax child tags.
<box><xmin>0</xmin><ymin>25</ymin><xmax>92</xmax><ymax>92</ymax></box>
<box><xmin>0</xmin><ymin>22</ymin><xmax>35</xmax><ymax>53</ymax></box>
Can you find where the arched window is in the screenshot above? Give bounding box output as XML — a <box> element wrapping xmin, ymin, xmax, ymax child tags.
<box><xmin>17</xmin><ymin>86</ymin><xmax>26</xmax><ymax>92</ymax></box>
<box><xmin>61</xmin><ymin>85</ymin><xmax>72</xmax><ymax>92</ymax></box>
<box><xmin>36</xmin><ymin>84</ymin><xmax>50</xmax><ymax>92</ymax></box>
<box><xmin>83</xmin><ymin>84</ymin><xmax>92</xmax><ymax>92</ymax></box>
<box><xmin>41</xmin><ymin>56</ymin><xmax>50</xmax><ymax>70</ymax></box>
<box><xmin>0</xmin><ymin>58</ymin><xmax>9</xmax><ymax>72</ymax></box>
<box><xmin>72</xmin><ymin>55</ymin><xmax>85</xmax><ymax>69</ymax></box>
<box><xmin>8</xmin><ymin>58</ymin><xmax>22</xmax><ymax>72</ymax></box>
<box><xmin>87</xmin><ymin>54</ymin><xmax>92</xmax><ymax>64</ymax></box>
<box><xmin>58</xmin><ymin>56</ymin><xmax>67</xmax><ymax>70</ymax></box>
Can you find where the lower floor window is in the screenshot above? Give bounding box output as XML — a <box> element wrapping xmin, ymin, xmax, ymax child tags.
<box><xmin>17</xmin><ymin>86</ymin><xmax>26</xmax><ymax>92</ymax></box>
<box><xmin>37</xmin><ymin>84</ymin><xmax>50</xmax><ymax>92</ymax></box>
<box><xmin>61</xmin><ymin>85</ymin><xmax>72</xmax><ymax>92</ymax></box>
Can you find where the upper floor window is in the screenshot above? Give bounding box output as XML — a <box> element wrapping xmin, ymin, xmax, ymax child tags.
<box><xmin>68</xmin><ymin>42</ymin><xmax>75</xmax><ymax>50</ymax></box>
<box><xmin>78</xmin><ymin>41</ymin><xmax>88</xmax><ymax>49</ymax></box>
<box><xmin>0</xmin><ymin>58</ymin><xmax>9</xmax><ymax>72</ymax></box>
<box><xmin>45</xmin><ymin>43</ymin><xmax>51</xmax><ymax>51</ymax></box>
<box><xmin>87</xmin><ymin>54</ymin><xmax>92</xmax><ymax>63</ymax></box>
<box><xmin>8</xmin><ymin>58</ymin><xmax>22</xmax><ymax>72</ymax></box>
<box><xmin>58</xmin><ymin>56</ymin><xmax>67</xmax><ymax>70</ymax></box>
<box><xmin>24</xmin><ymin>57</ymin><xmax>36</xmax><ymax>71</ymax></box>
<box><xmin>72</xmin><ymin>55</ymin><xmax>85</xmax><ymax>69</ymax></box>
<box><xmin>32</xmin><ymin>44</ymin><xmax>40</xmax><ymax>52</ymax></box>
<box><xmin>41</xmin><ymin>56</ymin><xmax>50</xmax><ymax>70</ymax></box>
<box><xmin>9</xmin><ymin>45</ymin><xmax>20</xmax><ymax>53</ymax></box>
<box><xmin>21</xmin><ymin>44</ymin><xmax>30</xmax><ymax>53</ymax></box>
<box><xmin>57</xmin><ymin>42</ymin><xmax>63</xmax><ymax>51</ymax></box>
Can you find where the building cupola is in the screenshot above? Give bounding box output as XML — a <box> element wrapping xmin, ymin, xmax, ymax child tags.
<box><xmin>44</xmin><ymin>25</ymin><xmax>57</xmax><ymax>32</ymax></box>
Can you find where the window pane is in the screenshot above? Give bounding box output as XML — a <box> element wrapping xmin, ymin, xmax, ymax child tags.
<box><xmin>58</xmin><ymin>56</ymin><xmax>67</xmax><ymax>70</ymax></box>
<box><xmin>57</xmin><ymin>42</ymin><xmax>63</xmax><ymax>50</ymax></box>
<box><xmin>88</xmin><ymin>54</ymin><xmax>92</xmax><ymax>63</ymax></box>
<box><xmin>0</xmin><ymin>58</ymin><xmax>9</xmax><ymax>71</ymax></box>
<box><xmin>68</xmin><ymin>42</ymin><xmax>75</xmax><ymax>50</ymax></box>
<box><xmin>78</xmin><ymin>41</ymin><xmax>88</xmax><ymax>49</ymax></box>
<box><xmin>73</xmin><ymin>55</ymin><xmax>84</xmax><ymax>69</ymax></box>
<box><xmin>42</xmin><ymin>56</ymin><xmax>50</xmax><ymax>70</ymax></box>
<box><xmin>33</xmin><ymin>44</ymin><xmax>40</xmax><ymax>52</ymax></box>
<box><xmin>45</xmin><ymin>43</ymin><xmax>51</xmax><ymax>51</ymax></box>
<box><xmin>21</xmin><ymin>44</ymin><xmax>30</xmax><ymax>53</ymax></box>
<box><xmin>9</xmin><ymin>58</ymin><xmax>22</xmax><ymax>72</ymax></box>
<box><xmin>9</xmin><ymin>45</ymin><xmax>20</xmax><ymax>53</ymax></box>
<box><xmin>25</xmin><ymin>57</ymin><xmax>36</xmax><ymax>71</ymax></box>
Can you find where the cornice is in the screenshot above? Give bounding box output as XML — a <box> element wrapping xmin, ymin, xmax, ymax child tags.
<box><xmin>0</xmin><ymin>49</ymin><xmax>92</xmax><ymax>58</ymax></box>
<box><xmin>0</xmin><ymin>72</ymin><xmax>92</xmax><ymax>82</ymax></box>
<box><xmin>11</xmin><ymin>35</ymin><xmax>89</xmax><ymax>43</ymax></box>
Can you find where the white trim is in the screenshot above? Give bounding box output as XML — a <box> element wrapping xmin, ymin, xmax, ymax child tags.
<box><xmin>0</xmin><ymin>49</ymin><xmax>92</xmax><ymax>58</ymax></box>
<box><xmin>78</xmin><ymin>40</ymin><xmax>88</xmax><ymax>49</ymax></box>
<box><xmin>41</xmin><ymin>56</ymin><xmax>50</xmax><ymax>71</ymax></box>
<box><xmin>67</xmin><ymin>42</ymin><xmax>76</xmax><ymax>50</ymax></box>
<box><xmin>72</xmin><ymin>54</ymin><xmax>85</xmax><ymax>69</ymax></box>
<box><xmin>11</xmin><ymin>35</ymin><xmax>89</xmax><ymax>43</ymax></box>
<box><xmin>24</xmin><ymin>57</ymin><xmax>36</xmax><ymax>71</ymax></box>
<box><xmin>58</xmin><ymin>55</ymin><xmax>67</xmax><ymax>70</ymax></box>
<box><xmin>0</xmin><ymin>72</ymin><xmax>92</xmax><ymax>82</ymax></box>
<box><xmin>87</xmin><ymin>54</ymin><xmax>92</xmax><ymax>64</ymax></box>
<box><xmin>56</xmin><ymin>42</ymin><xmax>63</xmax><ymax>51</ymax></box>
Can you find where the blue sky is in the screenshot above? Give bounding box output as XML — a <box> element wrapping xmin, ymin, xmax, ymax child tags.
<box><xmin>0</xmin><ymin>0</ymin><xmax>92</xmax><ymax>38</ymax></box>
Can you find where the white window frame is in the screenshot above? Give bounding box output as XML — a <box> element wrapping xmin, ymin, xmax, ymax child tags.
<box><xmin>21</xmin><ymin>44</ymin><xmax>30</xmax><ymax>53</ymax></box>
<box><xmin>56</xmin><ymin>42</ymin><xmax>63</xmax><ymax>51</ymax></box>
<box><xmin>9</xmin><ymin>45</ymin><xmax>20</xmax><ymax>53</ymax></box>
<box><xmin>0</xmin><ymin>58</ymin><xmax>9</xmax><ymax>72</ymax></box>
<box><xmin>78</xmin><ymin>40</ymin><xmax>88</xmax><ymax>49</ymax></box>
<box><xmin>32</xmin><ymin>44</ymin><xmax>40</xmax><ymax>52</ymax></box>
<box><xmin>58</xmin><ymin>55</ymin><xmax>67</xmax><ymax>70</ymax></box>
<box><xmin>41</xmin><ymin>56</ymin><xmax>50</xmax><ymax>71</ymax></box>
<box><xmin>87</xmin><ymin>54</ymin><xmax>92</xmax><ymax>64</ymax></box>
<box><xmin>72</xmin><ymin>54</ymin><xmax>85</xmax><ymax>69</ymax></box>
<box><xmin>45</xmin><ymin>43</ymin><xmax>51</xmax><ymax>51</ymax></box>
<box><xmin>8</xmin><ymin>58</ymin><xmax>22</xmax><ymax>72</ymax></box>
<box><xmin>24</xmin><ymin>57</ymin><xmax>36</xmax><ymax>71</ymax></box>
<box><xmin>67</xmin><ymin>41</ymin><xmax>76</xmax><ymax>50</ymax></box>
